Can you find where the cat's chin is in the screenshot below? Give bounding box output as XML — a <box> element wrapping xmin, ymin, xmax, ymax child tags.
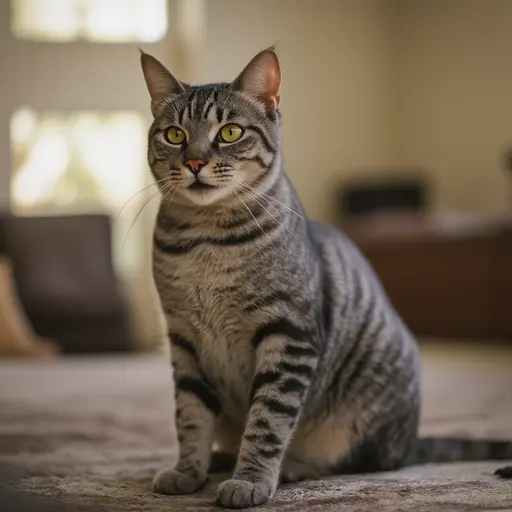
<box><xmin>176</xmin><ymin>186</ymin><xmax>233</xmax><ymax>207</ymax></box>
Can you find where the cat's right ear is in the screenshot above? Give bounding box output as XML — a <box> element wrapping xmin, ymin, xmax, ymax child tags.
<box><xmin>140</xmin><ymin>50</ymin><xmax>184</xmax><ymax>116</ymax></box>
<box><xmin>232</xmin><ymin>47</ymin><xmax>281</xmax><ymax>113</ymax></box>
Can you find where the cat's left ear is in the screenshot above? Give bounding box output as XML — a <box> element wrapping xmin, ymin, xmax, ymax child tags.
<box><xmin>140</xmin><ymin>50</ymin><xmax>184</xmax><ymax>116</ymax></box>
<box><xmin>231</xmin><ymin>47</ymin><xmax>281</xmax><ymax>112</ymax></box>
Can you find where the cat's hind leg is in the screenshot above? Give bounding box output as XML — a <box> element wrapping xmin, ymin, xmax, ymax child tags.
<box><xmin>280</xmin><ymin>455</ymin><xmax>320</xmax><ymax>483</ymax></box>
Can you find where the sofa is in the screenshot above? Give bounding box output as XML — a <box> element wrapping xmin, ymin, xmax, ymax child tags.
<box><xmin>0</xmin><ymin>213</ymin><xmax>134</xmax><ymax>353</ymax></box>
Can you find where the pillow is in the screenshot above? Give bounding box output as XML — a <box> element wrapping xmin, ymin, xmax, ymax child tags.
<box><xmin>0</xmin><ymin>257</ymin><xmax>59</xmax><ymax>358</ymax></box>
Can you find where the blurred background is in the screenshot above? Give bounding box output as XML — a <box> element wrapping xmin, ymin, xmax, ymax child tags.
<box><xmin>0</xmin><ymin>0</ymin><xmax>511</xmax><ymax>357</ymax></box>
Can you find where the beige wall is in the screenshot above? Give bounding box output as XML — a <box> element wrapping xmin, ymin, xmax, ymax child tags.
<box><xmin>201</xmin><ymin>0</ymin><xmax>399</xmax><ymax>221</ymax></box>
<box><xmin>202</xmin><ymin>0</ymin><xmax>512</xmax><ymax>219</ymax></box>
<box><xmin>397</xmin><ymin>0</ymin><xmax>512</xmax><ymax>214</ymax></box>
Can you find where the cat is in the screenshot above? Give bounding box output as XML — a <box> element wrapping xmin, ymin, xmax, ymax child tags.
<box><xmin>140</xmin><ymin>47</ymin><xmax>512</xmax><ymax>509</ymax></box>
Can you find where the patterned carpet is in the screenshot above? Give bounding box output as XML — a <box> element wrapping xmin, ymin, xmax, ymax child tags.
<box><xmin>0</xmin><ymin>341</ymin><xmax>511</xmax><ymax>511</ymax></box>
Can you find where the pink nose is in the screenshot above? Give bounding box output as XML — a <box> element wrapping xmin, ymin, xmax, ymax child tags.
<box><xmin>186</xmin><ymin>160</ymin><xmax>206</xmax><ymax>174</ymax></box>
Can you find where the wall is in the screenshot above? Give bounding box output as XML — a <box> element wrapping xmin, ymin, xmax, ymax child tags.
<box><xmin>201</xmin><ymin>0</ymin><xmax>399</xmax><ymax>221</ymax></box>
<box><xmin>397</xmin><ymin>0</ymin><xmax>512</xmax><ymax>214</ymax></box>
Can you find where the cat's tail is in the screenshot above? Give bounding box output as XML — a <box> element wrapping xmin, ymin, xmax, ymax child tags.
<box><xmin>407</xmin><ymin>437</ymin><xmax>512</xmax><ymax>478</ymax></box>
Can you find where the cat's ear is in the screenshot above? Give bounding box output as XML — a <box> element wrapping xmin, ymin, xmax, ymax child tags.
<box><xmin>232</xmin><ymin>47</ymin><xmax>281</xmax><ymax>112</ymax></box>
<box><xmin>140</xmin><ymin>50</ymin><xmax>184</xmax><ymax>116</ymax></box>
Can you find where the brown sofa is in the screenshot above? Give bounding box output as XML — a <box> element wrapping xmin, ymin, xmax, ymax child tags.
<box><xmin>0</xmin><ymin>214</ymin><xmax>134</xmax><ymax>353</ymax></box>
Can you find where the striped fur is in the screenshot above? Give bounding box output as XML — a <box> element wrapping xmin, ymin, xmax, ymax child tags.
<box><xmin>141</xmin><ymin>49</ymin><xmax>512</xmax><ymax>508</ymax></box>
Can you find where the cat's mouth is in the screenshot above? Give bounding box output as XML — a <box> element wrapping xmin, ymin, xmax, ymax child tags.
<box><xmin>188</xmin><ymin>181</ymin><xmax>217</xmax><ymax>191</ymax></box>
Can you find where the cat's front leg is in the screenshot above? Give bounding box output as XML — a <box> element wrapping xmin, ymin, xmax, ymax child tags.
<box><xmin>153</xmin><ymin>332</ymin><xmax>219</xmax><ymax>495</ymax></box>
<box><xmin>217</xmin><ymin>320</ymin><xmax>318</xmax><ymax>508</ymax></box>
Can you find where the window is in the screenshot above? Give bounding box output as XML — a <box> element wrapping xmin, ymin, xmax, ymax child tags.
<box><xmin>11</xmin><ymin>0</ymin><xmax>167</xmax><ymax>43</ymax></box>
<box><xmin>10</xmin><ymin>108</ymin><xmax>151</xmax><ymax>275</ymax></box>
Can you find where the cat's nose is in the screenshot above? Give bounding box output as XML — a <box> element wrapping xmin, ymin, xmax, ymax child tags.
<box><xmin>186</xmin><ymin>159</ymin><xmax>207</xmax><ymax>175</ymax></box>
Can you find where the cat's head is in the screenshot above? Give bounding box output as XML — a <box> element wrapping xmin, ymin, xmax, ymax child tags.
<box><xmin>141</xmin><ymin>47</ymin><xmax>282</xmax><ymax>207</ymax></box>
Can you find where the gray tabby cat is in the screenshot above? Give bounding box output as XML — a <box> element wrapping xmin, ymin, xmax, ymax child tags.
<box><xmin>140</xmin><ymin>48</ymin><xmax>512</xmax><ymax>509</ymax></box>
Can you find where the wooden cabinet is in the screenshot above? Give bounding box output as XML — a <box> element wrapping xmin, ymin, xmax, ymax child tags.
<box><xmin>345</xmin><ymin>214</ymin><xmax>512</xmax><ymax>339</ymax></box>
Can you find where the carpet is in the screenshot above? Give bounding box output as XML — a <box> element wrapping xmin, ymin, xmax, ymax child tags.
<box><xmin>0</xmin><ymin>341</ymin><xmax>511</xmax><ymax>511</ymax></box>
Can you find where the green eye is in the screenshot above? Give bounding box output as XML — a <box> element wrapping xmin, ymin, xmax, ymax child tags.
<box><xmin>166</xmin><ymin>126</ymin><xmax>186</xmax><ymax>145</ymax></box>
<box><xmin>219</xmin><ymin>123</ymin><xmax>243</xmax><ymax>143</ymax></box>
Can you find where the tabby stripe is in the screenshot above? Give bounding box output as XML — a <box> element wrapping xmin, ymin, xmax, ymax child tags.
<box><xmin>258</xmin><ymin>445</ymin><xmax>281</xmax><ymax>459</ymax></box>
<box><xmin>239</xmin><ymin>155</ymin><xmax>268</xmax><ymax>169</ymax></box>
<box><xmin>279</xmin><ymin>378</ymin><xmax>307</xmax><ymax>394</ymax></box>
<box><xmin>202</xmin><ymin>95</ymin><xmax>216</xmax><ymax>119</ymax></box>
<box><xmin>177</xmin><ymin>376</ymin><xmax>221</xmax><ymax>415</ymax></box>
<box><xmin>239</xmin><ymin>456</ymin><xmax>265</xmax><ymax>474</ymax></box>
<box><xmin>154</xmin><ymin>222</ymin><xmax>277</xmax><ymax>254</ymax></box>
<box><xmin>246</xmin><ymin>125</ymin><xmax>275</xmax><ymax>154</ymax></box>
<box><xmin>262</xmin><ymin>398</ymin><xmax>299</xmax><ymax>417</ymax></box>
<box><xmin>341</xmin><ymin>341</ymin><xmax>373</xmax><ymax>399</ymax></box>
<box><xmin>154</xmin><ymin>234</ymin><xmax>198</xmax><ymax>254</ymax></box>
<box><xmin>252</xmin><ymin>318</ymin><xmax>309</xmax><ymax>349</ymax></box>
<box><xmin>264</xmin><ymin>432</ymin><xmax>281</xmax><ymax>445</ymax></box>
<box><xmin>209</xmin><ymin>221</ymin><xmax>277</xmax><ymax>246</ymax></box>
<box><xmin>243</xmin><ymin>290</ymin><xmax>293</xmax><ymax>313</ymax></box>
<box><xmin>319</xmin><ymin>250</ymin><xmax>333</xmax><ymax>335</ymax></box>
<box><xmin>250</xmin><ymin>370</ymin><xmax>281</xmax><ymax>400</ymax></box>
<box><xmin>216</xmin><ymin>105</ymin><xmax>224</xmax><ymax>123</ymax></box>
<box><xmin>350</xmin><ymin>334</ymin><xmax>400</xmax><ymax>396</ymax></box>
<box><xmin>353</xmin><ymin>292</ymin><xmax>377</xmax><ymax>344</ymax></box>
<box><xmin>284</xmin><ymin>344</ymin><xmax>318</xmax><ymax>358</ymax></box>
<box><xmin>220</xmin><ymin>203</ymin><xmax>267</xmax><ymax>229</ymax></box>
<box><xmin>170</xmin><ymin>332</ymin><xmax>198</xmax><ymax>360</ymax></box>
<box><xmin>157</xmin><ymin>216</ymin><xmax>192</xmax><ymax>231</ymax></box>
<box><xmin>243</xmin><ymin>432</ymin><xmax>281</xmax><ymax>447</ymax></box>
<box><xmin>278</xmin><ymin>361</ymin><xmax>314</xmax><ymax>377</ymax></box>
<box><xmin>352</xmin><ymin>267</ymin><xmax>364</xmax><ymax>309</ymax></box>
<box><xmin>254</xmin><ymin>418</ymin><xmax>271</xmax><ymax>429</ymax></box>
<box><xmin>186</xmin><ymin>90</ymin><xmax>197</xmax><ymax>119</ymax></box>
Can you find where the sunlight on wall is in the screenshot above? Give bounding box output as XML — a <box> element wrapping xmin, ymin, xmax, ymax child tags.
<box><xmin>11</xmin><ymin>0</ymin><xmax>167</xmax><ymax>42</ymax></box>
<box><xmin>10</xmin><ymin>108</ymin><xmax>150</xmax><ymax>275</ymax></box>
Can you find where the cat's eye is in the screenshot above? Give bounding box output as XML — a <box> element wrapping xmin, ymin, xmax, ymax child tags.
<box><xmin>165</xmin><ymin>126</ymin><xmax>186</xmax><ymax>145</ymax></box>
<box><xmin>218</xmin><ymin>124</ymin><xmax>243</xmax><ymax>143</ymax></box>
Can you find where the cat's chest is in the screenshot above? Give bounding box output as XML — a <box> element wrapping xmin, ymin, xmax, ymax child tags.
<box><xmin>194</xmin><ymin>303</ymin><xmax>256</xmax><ymax>419</ymax></box>
<box><xmin>155</xmin><ymin>248</ymin><xmax>257</xmax><ymax>416</ymax></box>
<box><xmin>198</xmin><ymin>325</ymin><xmax>254</xmax><ymax>418</ymax></box>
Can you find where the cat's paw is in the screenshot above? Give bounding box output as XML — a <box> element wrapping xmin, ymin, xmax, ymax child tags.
<box><xmin>280</xmin><ymin>456</ymin><xmax>320</xmax><ymax>483</ymax></box>
<box><xmin>152</xmin><ymin>468</ymin><xmax>206</xmax><ymax>495</ymax></box>
<box><xmin>216</xmin><ymin>478</ymin><xmax>274</xmax><ymax>508</ymax></box>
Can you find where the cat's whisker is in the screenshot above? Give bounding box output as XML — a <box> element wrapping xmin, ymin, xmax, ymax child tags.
<box><xmin>117</xmin><ymin>177</ymin><xmax>169</xmax><ymax>219</ymax></box>
<box><xmin>232</xmin><ymin>189</ymin><xmax>276</xmax><ymax>249</ymax></box>
<box><xmin>240</xmin><ymin>182</ymin><xmax>305</xmax><ymax>219</ymax></box>
<box><xmin>122</xmin><ymin>181</ymin><xmax>174</xmax><ymax>251</ymax></box>
<box><xmin>237</xmin><ymin>185</ymin><xmax>294</xmax><ymax>237</ymax></box>
<box><xmin>166</xmin><ymin>183</ymin><xmax>179</xmax><ymax>208</ymax></box>
<box><xmin>238</xmin><ymin>182</ymin><xmax>282</xmax><ymax>218</ymax></box>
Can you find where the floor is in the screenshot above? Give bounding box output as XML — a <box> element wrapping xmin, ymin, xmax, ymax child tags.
<box><xmin>0</xmin><ymin>339</ymin><xmax>511</xmax><ymax>511</ymax></box>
